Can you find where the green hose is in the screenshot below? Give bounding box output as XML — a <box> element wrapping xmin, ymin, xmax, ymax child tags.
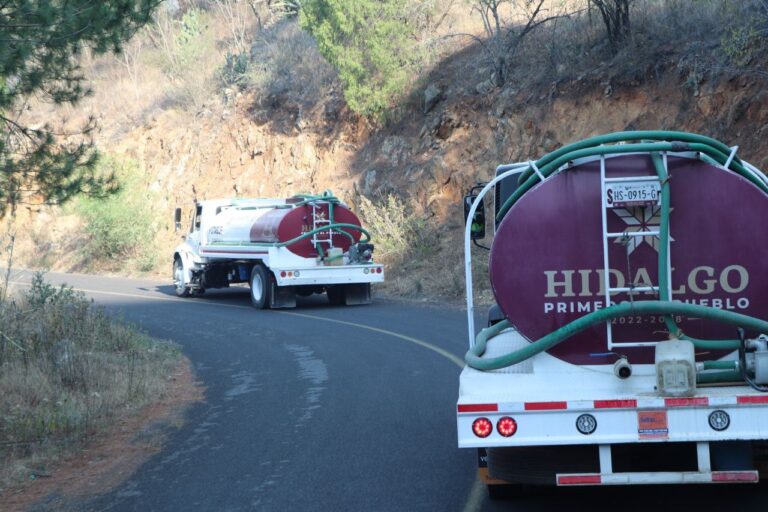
<box><xmin>650</xmin><ymin>153</ymin><xmax>741</xmax><ymax>349</ymax></box>
<box><xmin>470</xmin><ymin>132</ymin><xmax>768</xmax><ymax>377</ymax></box>
<box><xmin>702</xmin><ymin>360</ymin><xmax>738</xmax><ymax>371</ymax></box>
<box><xmin>289</xmin><ymin>190</ymin><xmax>355</xmax><ymax>243</ymax></box>
<box><xmin>515</xmin><ymin>131</ymin><xmax>739</xmax><ymax>186</ymax></box>
<box><xmin>210</xmin><ymin>223</ymin><xmax>371</xmax><ymax>248</ymax></box>
<box><xmin>697</xmin><ymin>369</ymin><xmax>743</xmax><ymax>384</ymax></box>
<box><xmin>466</xmin><ymin>301</ymin><xmax>768</xmax><ymax>371</ymax></box>
<box><xmin>497</xmin><ymin>136</ymin><xmax>767</xmax><ymax>222</ymax></box>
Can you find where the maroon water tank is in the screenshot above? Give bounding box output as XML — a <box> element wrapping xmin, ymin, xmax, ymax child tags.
<box><xmin>489</xmin><ymin>155</ymin><xmax>768</xmax><ymax>365</ymax></box>
<box><xmin>249</xmin><ymin>201</ymin><xmax>362</xmax><ymax>258</ymax></box>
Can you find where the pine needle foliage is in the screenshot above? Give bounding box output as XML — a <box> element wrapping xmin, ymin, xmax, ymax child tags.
<box><xmin>0</xmin><ymin>1</ymin><xmax>162</xmax><ymax>215</ymax></box>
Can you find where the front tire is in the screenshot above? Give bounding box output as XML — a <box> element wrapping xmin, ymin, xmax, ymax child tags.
<box><xmin>173</xmin><ymin>258</ymin><xmax>190</xmax><ymax>297</ymax></box>
<box><xmin>250</xmin><ymin>265</ymin><xmax>272</xmax><ymax>309</ymax></box>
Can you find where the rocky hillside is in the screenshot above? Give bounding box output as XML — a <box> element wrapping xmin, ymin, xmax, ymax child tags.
<box><xmin>7</xmin><ymin>1</ymin><xmax>768</xmax><ymax>300</ymax></box>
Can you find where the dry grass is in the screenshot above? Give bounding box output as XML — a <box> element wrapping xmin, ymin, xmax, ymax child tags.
<box><xmin>0</xmin><ymin>273</ymin><xmax>180</xmax><ymax>493</ymax></box>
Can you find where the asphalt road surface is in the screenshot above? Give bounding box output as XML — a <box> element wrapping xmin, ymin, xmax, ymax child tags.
<box><xmin>9</xmin><ymin>270</ymin><xmax>768</xmax><ymax>512</ymax></box>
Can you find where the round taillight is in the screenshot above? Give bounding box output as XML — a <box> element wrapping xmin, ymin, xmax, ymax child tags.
<box><xmin>280</xmin><ymin>271</ymin><xmax>287</xmax><ymax>278</ymax></box>
<box><xmin>472</xmin><ymin>417</ymin><xmax>493</xmax><ymax>438</ymax></box>
<box><xmin>294</xmin><ymin>270</ymin><xmax>300</xmax><ymax>277</ymax></box>
<box><xmin>497</xmin><ymin>416</ymin><xmax>517</xmax><ymax>437</ymax></box>
<box><xmin>376</xmin><ymin>267</ymin><xmax>383</xmax><ymax>274</ymax></box>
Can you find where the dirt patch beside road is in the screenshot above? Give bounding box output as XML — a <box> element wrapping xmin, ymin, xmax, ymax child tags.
<box><xmin>2</xmin><ymin>358</ymin><xmax>203</xmax><ymax>512</ymax></box>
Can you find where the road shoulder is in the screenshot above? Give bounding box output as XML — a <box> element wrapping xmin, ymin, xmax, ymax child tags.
<box><xmin>3</xmin><ymin>357</ymin><xmax>203</xmax><ymax>512</ymax></box>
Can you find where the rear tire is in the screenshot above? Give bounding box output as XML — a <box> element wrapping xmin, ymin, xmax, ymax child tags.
<box><xmin>250</xmin><ymin>265</ymin><xmax>272</xmax><ymax>309</ymax></box>
<box><xmin>173</xmin><ymin>258</ymin><xmax>190</xmax><ymax>298</ymax></box>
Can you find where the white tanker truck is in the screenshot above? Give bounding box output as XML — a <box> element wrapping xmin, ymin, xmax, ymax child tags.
<box><xmin>172</xmin><ymin>191</ymin><xmax>383</xmax><ymax>308</ymax></box>
<box><xmin>459</xmin><ymin>131</ymin><xmax>768</xmax><ymax>497</ymax></box>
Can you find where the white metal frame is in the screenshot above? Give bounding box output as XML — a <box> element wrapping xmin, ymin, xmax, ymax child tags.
<box><xmin>464</xmin><ymin>163</ymin><xmax>529</xmax><ymax>348</ymax></box>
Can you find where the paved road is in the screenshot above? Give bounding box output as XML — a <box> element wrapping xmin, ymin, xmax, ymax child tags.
<box><xmin>10</xmin><ymin>271</ymin><xmax>768</xmax><ymax>512</ymax></box>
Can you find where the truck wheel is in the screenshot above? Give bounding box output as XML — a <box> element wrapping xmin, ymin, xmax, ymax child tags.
<box><xmin>173</xmin><ymin>258</ymin><xmax>190</xmax><ymax>298</ymax></box>
<box><xmin>250</xmin><ymin>265</ymin><xmax>272</xmax><ymax>309</ymax></box>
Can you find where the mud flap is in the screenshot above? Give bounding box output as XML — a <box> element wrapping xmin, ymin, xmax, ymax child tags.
<box><xmin>343</xmin><ymin>283</ymin><xmax>371</xmax><ymax>305</ymax></box>
<box><xmin>270</xmin><ymin>284</ymin><xmax>296</xmax><ymax>308</ymax></box>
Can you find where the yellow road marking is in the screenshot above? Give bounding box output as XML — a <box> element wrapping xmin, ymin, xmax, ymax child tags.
<box><xmin>281</xmin><ymin>311</ymin><xmax>466</xmax><ymax>368</ymax></box>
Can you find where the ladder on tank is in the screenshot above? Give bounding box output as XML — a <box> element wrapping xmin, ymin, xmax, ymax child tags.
<box><xmin>599</xmin><ymin>152</ymin><xmax>671</xmax><ymax>349</ymax></box>
<box><xmin>310</xmin><ymin>202</ymin><xmax>334</xmax><ymax>252</ymax></box>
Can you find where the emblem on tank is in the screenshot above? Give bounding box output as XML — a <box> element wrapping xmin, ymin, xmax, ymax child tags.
<box><xmin>612</xmin><ymin>206</ymin><xmax>670</xmax><ymax>254</ymax></box>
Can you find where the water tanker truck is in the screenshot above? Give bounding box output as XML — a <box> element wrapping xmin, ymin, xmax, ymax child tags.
<box><xmin>172</xmin><ymin>191</ymin><xmax>383</xmax><ymax>308</ymax></box>
<box><xmin>458</xmin><ymin>131</ymin><xmax>768</xmax><ymax>497</ymax></box>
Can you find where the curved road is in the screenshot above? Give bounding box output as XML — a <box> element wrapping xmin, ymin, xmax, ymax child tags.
<box><xmin>11</xmin><ymin>271</ymin><xmax>768</xmax><ymax>512</ymax></box>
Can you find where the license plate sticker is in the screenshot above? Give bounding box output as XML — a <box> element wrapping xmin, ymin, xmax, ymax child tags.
<box><xmin>605</xmin><ymin>181</ymin><xmax>661</xmax><ymax>208</ymax></box>
<box><xmin>638</xmin><ymin>410</ymin><xmax>669</xmax><ymax>440</ymax></box>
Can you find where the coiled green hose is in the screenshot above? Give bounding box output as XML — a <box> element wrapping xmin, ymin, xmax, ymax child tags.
<box><xmin>466</xmin><ymin>301</ymin><xmax>768</xmax><ymax>371</ymax></box>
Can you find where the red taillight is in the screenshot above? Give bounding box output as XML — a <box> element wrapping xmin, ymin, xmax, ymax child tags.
<box><xmin>280</xmin><ymin>271</ymin><xmax>287</xmax><ymax>278</ymax></box>
<box><xmin>497</xmin><ymin>416</ymin><xmax>517</xmax><ymax>437</ymax></box>
<box><xmin>376</xmin><ymin>267</ymin><xmax>383</xmax><ymax>274</ymax></box>
<box><xmin>472</xmin><ymin>417</ymin><xmax>493</xmax><ymax>438</ymax></box>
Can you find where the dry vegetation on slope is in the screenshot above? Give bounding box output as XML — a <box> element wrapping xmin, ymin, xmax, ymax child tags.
<box><xmin>4</xmin><ymin>0</ymin><xmax>768</xmax><ymax>301</ymax></box>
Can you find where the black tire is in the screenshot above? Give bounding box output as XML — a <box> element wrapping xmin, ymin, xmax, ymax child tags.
<box><xmin>173</xmin><ymin>258</ymin><xmax>190</xmax><ymax>298</ymax></box>
<box><xmin>326</xmin><ymin>285</ymin><xmax>345</xmax><ymax>306</ymax></box>
<box><xmin>250</xmin><ymin>265</ymin><xmax>272</xmax><ymax>309</ymax></box>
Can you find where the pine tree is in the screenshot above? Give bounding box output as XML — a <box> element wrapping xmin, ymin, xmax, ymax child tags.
<box><xmin>0</xmin><ymin>1</ymin><xmax>162</xmax><ymax>215</ymax></box>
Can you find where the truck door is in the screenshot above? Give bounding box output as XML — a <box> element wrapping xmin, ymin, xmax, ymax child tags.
<box><xmin>187</xmin><ymin>203</ymin><xmax>203</xmax><ymax>252</ymax></box>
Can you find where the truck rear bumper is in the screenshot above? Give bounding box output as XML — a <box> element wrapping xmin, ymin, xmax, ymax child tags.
<box><xmin>272</xmin><ymin>264</ymin><xmax>384</xmax><ymax>286</ymax></box>
<box><xmin>457</xmin><ymin>394</ymin><xmax>768</xmax><ymax>448</ymax></box>
<box><xmin>556</xmin><ymin>441</ymin><xmax>758</xmax><ymax>486</ymax></box>
<box><xmin>557</xmin><ymin>470</ymin><xmax>759</xmax><ymax>486</ymax></box>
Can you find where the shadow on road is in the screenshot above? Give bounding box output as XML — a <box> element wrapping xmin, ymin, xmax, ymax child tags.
<box><xmin>153</xmin><ymin>284</ymin><xmax>362</xmax><ymax>311</ymax></box>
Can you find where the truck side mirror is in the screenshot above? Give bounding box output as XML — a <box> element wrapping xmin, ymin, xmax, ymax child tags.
<box><xmin>463</xmin><ymin>193</ymin><xmax>486</xmax><ymax>240</ymax></box>
<box><xmin>174</xmin><ymin>208</ymin><xmax>182</xmax><ymax>232</ymax></box>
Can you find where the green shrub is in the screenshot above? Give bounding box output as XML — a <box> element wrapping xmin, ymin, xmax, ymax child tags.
<box><xmin>356</xmin><ymin>194</ymin><xmax>437</xmax><ymax>263</ymax></box>
<box><xmin>220</xmin><ymin>50</ymin><xmax>250</xmax><ymax>88</ymax></box>
<box><xmin>75</xmin><ymin>156</ymin><xmax>157</xmax><ymax>267</ymax></box>
<box><xmin>299</xmin><ymin>0</ymin><xmax>425</xmax><ymax>116</ymax></box>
